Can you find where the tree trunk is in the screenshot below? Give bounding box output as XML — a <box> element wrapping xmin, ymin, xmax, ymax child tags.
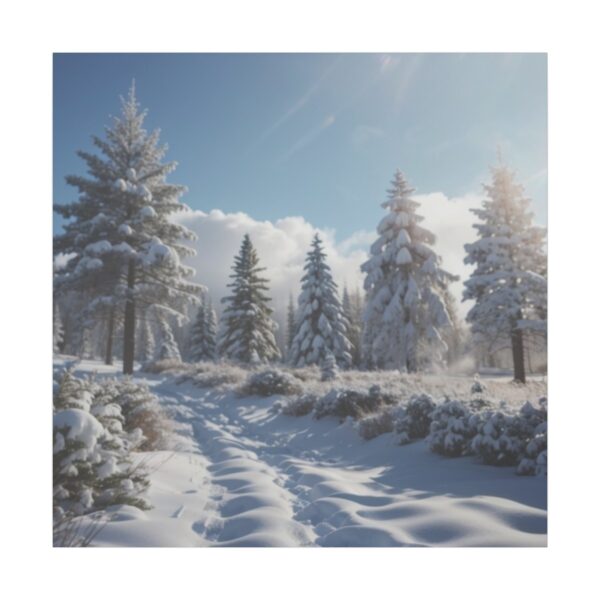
<box><xmin>122</xmin><ymin>260</ymin><xmax>136</xmax><ymax>375</ymax></box>
<box><xmin>511</xmin><ymin>325</ymin><xmax>526</xmax><ymax>383</ymax></box>
<box><xmin>104</xmin><ymin>306</ymin><xmax>115</xmax><ymax>365</ymax></box>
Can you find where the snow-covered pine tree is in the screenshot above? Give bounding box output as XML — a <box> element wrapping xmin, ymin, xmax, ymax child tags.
<box><xmin>53</xmin><ymin>304</ymin><xmax>65</xmax><ymax>354</ymax></box>
<box><xmin>289</xmin><ymin>234</ymin><xmax>352</xmax><ymax>368</ymax></box>
<box><xmin>342</xmin><ymin>286</ymin><xmax>362</xmax><ymax>367</ymax></box>
<box><xmin>321</xmin><ymin>350</ymin><xmax>339</xmax><ymax>381</ymax></box>
<box><xmin>218</xmin><ymin>234</ymin><xmax>280</xmax><ymax>363</ymax></box>
<box><xmin>156</xmin><ymin>317</ymin><xmax>182</xmax><ymax>362</ymax></box>
<box><xmin>136</xmin><ymin>311</ymin><xmax>156</xmax><ymax>363</ymax></box>
<box><xmin>54</xmin><ymin>82</ymin><xmax>200</xmax><ymax>374</ymax></box>
<box><xmin>463</xmin><ymin>162</ymin><xmax>547</xmax><ymax>383</ymax></box>
<box><xmin>361</xmin><ymin>170</ymin><xmax>458</xmax><ymax>371</ymax></box>
<box><xmin>285</xmin><ymin>294</ymin><xmax>297</xmax><ymax>360</ymax></box>
<box><xmin>189</xmin><ymin>292</ymin><xmax>218</xmax><ymax>362</ymax></box>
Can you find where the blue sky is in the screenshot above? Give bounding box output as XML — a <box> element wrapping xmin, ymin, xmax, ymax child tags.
<box><xmin>53</xmin><ymin>53</ymin><xmax>547</xmax><ymax>238</ymax></box>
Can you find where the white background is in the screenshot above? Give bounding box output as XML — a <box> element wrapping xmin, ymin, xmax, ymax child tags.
<box><xmin>1</xmin><ymin>0</ymin><xmax>598</xmax><ymax>598</ymax></box>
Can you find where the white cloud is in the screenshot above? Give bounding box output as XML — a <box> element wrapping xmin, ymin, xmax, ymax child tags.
<box><xmin>174</xmin><ymin>191</ymin><xmax>482</xmax><ymax>331</ymax></box>
<box><xmin>414</xmin><ymin>192</ymin><xmax>482</xmax><ymax>314</ymax></box>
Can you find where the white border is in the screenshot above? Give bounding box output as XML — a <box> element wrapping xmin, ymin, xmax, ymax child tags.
<box><xmin>3</xmin><ymin>0</ymin><xmax>599</xmax><ymax>598</ymax></box>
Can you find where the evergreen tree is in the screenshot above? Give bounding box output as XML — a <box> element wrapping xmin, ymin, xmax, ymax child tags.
<box><xmin>285</xmin><ymin>294</ymin><xmax>297</xmax><ymax>359</ymax></box>
<box><xmin>361</xmin><ymin>170</ymin><xmax>457</xmax><ymax>371</ymax></box>
<box><xmin>342</xmin><ymin>286</ymin><xmax>362</xmax><ymax>367</ymax></box>
<box><xmin>189</xmin><ymin>292</ymin><xmax>218</xmax><ymax>362</ymax></box>
<box><xmin>289</xmin><ymin>234</ymin><xmax>352</xmax><ymax>368</ymax></box>
<box><xmin>53</xmin><ymin>304</ymin><xmax>65</xmax><ymax>354</ymax></box>
<box><xmin>463</xmin><ymin>162</ymin><xmax>547</xmax><ymax>383</ymax></box>
<box><xmin>321</xmin><ymin>350</ymin><xmax>339</xmax><ymax>381</ymax></box>
<box><xmin>156</xmin><ymin>317</ymin><xmax>182</xmax><ymax>362</ymax></box>
<box><xmin>136</xmin><ymin>312</ymin><xmax>156</xmax><ymax>363</ymax></box>
<box><xmin>219</xmin><ymin>234</ymin><xmax>280</xmax><ymax>363</ymax></box>
<box><xmin>54</xmin><ymin>83</ymin><xmax>200</xmax><ymax>374</ymax></box>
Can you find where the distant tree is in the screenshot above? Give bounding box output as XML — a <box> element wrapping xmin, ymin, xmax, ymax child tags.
<box><xmin>54</xmin><ymin>83</ymin><xmax>200</xmax><ymax>374</ymax></box>
<box><xmin>285</xmin><ymin>294</ymin><xmax>297</xmax><ymax>360</ymax></box>
<box><xmin>136</xmin><ymin>311</ymin><xmax>156</xmax><ymax>364</ymax></box>
<box><xmin>342</xmin><ymin>286</ymin><xmax>362</xmax><ymax>367</ymax></box>
<box><xmin>289</xmin><ymin>234</ymin><xmax>352</xmax><ymax>368</ymax></box>
<box><xmin>361</xmin><ymin>170</ymin><xmax>457</xmax><ymax>371</ymax></box>
<box><xmin>463</xmin><ymin>162</ymin><xmax>547</xmax><ymax>383</ymax></box>
<box><xmin>218</xmin><ymin>234</ymin><xmax>280</xmax><ymax>363</ymax></box>
<box><xmin>189</xmin><ymin>291</ymin><xmax>218</xmax><ymax>362</ymax></box>
<box><xmin>53</xmin><ymin>304</ymin><xmax>65</xmax><ymax>354</ymax></box>
<box><xmin>156</xmin><ymin>317</ymin><xmax>182</xmax><ymax>362</ymax></box>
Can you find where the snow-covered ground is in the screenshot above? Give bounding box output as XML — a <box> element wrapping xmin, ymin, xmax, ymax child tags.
<box><xmin>58</xmin><ymin>358</ymin><xmax>547</xmax><ymax>547</ymax></box>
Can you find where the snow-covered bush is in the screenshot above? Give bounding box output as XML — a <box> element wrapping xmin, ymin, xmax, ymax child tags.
<box><xmin>358</xmin><ymin>405</ymin><xmax>405</xmax><ymax>440</ymax></box>
<box><xmin>53</xmin><ymin>371</ymin><xmax>150</xmax><ymax>524</ymax></box>
<box><xmin>142</xmin><ymin>358</ymin><xmax>187</xmax><ymax>374</ymax></box>
<box><xmin>395</xmin><ymin>394</ymin><xmax>437</xmax><ymax>444</ymax></box>
<box><xmin>428</xmin><ymin>399</ymin><xmax>481</xmax><ymax>457</ymax></box>
<box><xmin>109</xmin><ymin>379</ymin><xmax>171</xmax><ymax>451</ymax></box>
<box><xmin>314</xmin><ymin>385</ymin><xmax>396</xmax><ymax>421</ymax></box>
<box><xmin>281</xmin><ymin>394</ymin><xmax>317</xmax><ymax>417</ymax></box>
<box><xmin>180</xmin><ymin>361</ymin><xmax>248</xmax><ymax>389</ymax></box>
<box><xmin>238</xmin><ymin>368</ymin><xmax>304</xmax><ymax>397</ymax></box>
<box><xmin>473</xmin><ymin>399</ymin><xmax>547</xmax><ymax>468</ymax></box>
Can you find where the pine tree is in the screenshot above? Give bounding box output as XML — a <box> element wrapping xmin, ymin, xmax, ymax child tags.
<box><xmin>189</xmin><ymin>292</ymin><xmax>218</xmax><ymax>362</ymax></box>
<box><xmin>136</xmin><ymin>312</ymin><xmax>156</xmax><ymax>363</ymax></box>
<box><xmin>53</xmin><ymin>304</ymin><xmax>65</xmax><ymax>354</ymax></box>
<box><xmin>321</xmin><ymin>350</ymin><xmax>339</xmax><ymax>381</ymax></box>
<box><xmin>285</xmin><ymin>294</ymin><xmax>297</xmax><ymax>360</ymax></box>
<box><xmin>463</xmin><ymin>162</ymin><xmax>547</xmax><ymax>383</ymax></box>
<box><xmin>361</xmin><ymin>170</ymin><xmax>457</xmax><ymax>371</ymax></box>
<box><xmin>219</xmin><ymin>234</ymin><xmax>280</xmax><ymax>363</ymax></box>
<box><xmin>342</xmin><ymin>286</ymin><xmax>362</xmax><ymax>367</ymax></box>
<box><xmin>156</xmin><ymin>317</ymin><xmax>182</xmax><ymax>362</ymax></box>
<box><xmin>289</xmin><ymin>234</ymin><xmax>352</xmax><ymax>368</ymax></box>
<box><xmin>54</xmin><ymin>83</ymin><xmax>200</xmax><ymax>374</ymax></box>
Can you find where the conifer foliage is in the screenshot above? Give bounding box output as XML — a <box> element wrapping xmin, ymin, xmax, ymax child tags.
<box><xmin>189</xmin><ymin>291</ymin><xmax>218</xmax><ymax>362</ymax></box>
<box><xmin>156</xmin><ymin>317</ymin><xmax>182</xmax><ymax>362</ymax></box>
<box><xmin>463</xmin><ymin>163</ymin><xmax>547</xmax><ymax>383</ymax></box>
<box><xmin>361</xmin><ymin>170</ymin><xmax>457</xmax><ymax>371</ymax></box>
<box><xmin>219</xmin><ymin>234</ymin><xmax>280</xmax><ymax>363</ymax></box>
<box><xmin>53</xmin><ymin>83</ymin><xmax>200</xmax><ymax>374</ymax></box>
<box><xmin>289</xmin><ymin>235</ymin><xmax>352</xmax><ymax>368</ymax></box>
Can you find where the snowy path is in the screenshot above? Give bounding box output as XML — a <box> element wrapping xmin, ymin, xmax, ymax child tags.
<box><xmin>90</xmin><ymin>373</ymin><xmax>547</xmax><ymax>547</ymax></box>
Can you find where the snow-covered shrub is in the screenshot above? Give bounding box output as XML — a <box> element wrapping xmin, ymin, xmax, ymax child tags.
<box><xmin>395</xmin><ymin>394</ymin><xmax>437</xmax><ymax>445</ymax></box>
<box><xmin>238</xmin><ymin>368</ymin><xmax>304</xmax><ymax>397</ymax></box>
<box><xmin>281</xmin><ymin>394</ymin><xmax>317</xmax><ymax>417</ymax></box>
<box><xmin>182</xmin><ymin>361</ymin><xmax>248</xmax><ymax>388</ymax></box>
<box><xmin>358</xmin><ymin>405</ymin><xmax>405</xmax><ymax>440</ymax></box>
<box><xmin>428</xmin><ymin>399</ymin><xmax>481</xmax><ymax>457</ymax></box>
<box><xmin>53</xmin><ymin>371</ymin><xmax>150</xmax><ymax>523</ymax></box>
<box><xmin>472</xmin><ymin>399</ymin><xmax>547</xmax><ymax>468</ymax></box>
<box><xmin>142</xmin><ymin>358</ymin><xmax>186</xmax><ymax>374</ymax></box>
<box><xmin>110</xmin><ymin>379</ymin><xmax>171</xmax><ymax>451</ymax></box>
<box><xmin>314</xmin><ymin>385</ymin><xmax>396</xmax><ymax>421</ymax></box>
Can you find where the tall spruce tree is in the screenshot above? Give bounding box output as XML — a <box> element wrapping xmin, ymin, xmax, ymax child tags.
<box><xmin>463</xmin><ymin>162</ymin><xmax>547</xmax><ymax>383</ymax></box>
<box><xmin>285</xmin><ymin>294</ymin><xmax>297</xmax><ymax>360</ymax></box>
<box><xmin>361</xmin><ymin>170</ymin><xmax>457</xmax><ymax>371</ymax></box>
<box><xmin>218</xmin><ymin>234</ymin><xmax>280</xmax><ymax>363</ymax></box>
<box><xmin>289</xmin><ymin>235</ymin><xmax>352</xmax><ymax>368</ymax></box>
<box><xmin>342</xmin><ymin>286</ymin><xmax>362</xmax><ymax>367</ymax></box>
<box><xmin>54</xmin><ymin>83</ymin><xmax>200</xmax><ymax>374</ymax></box>
<box><xmin>189</xmin><ymin>291</ymin><xmax>218</xmax><ymax>362</ymax></box>
<box><xmin>53</xmin><ymin>304</ymin><xmax>65</xmax><ymax>354</ymax></box>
